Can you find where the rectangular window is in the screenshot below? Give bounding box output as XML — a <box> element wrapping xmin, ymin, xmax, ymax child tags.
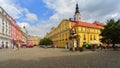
<box><xmin>94</xmin><ymin>35</ymin><xmax>96</xmax><ymax>40</ymax></box>
<box><xmin>81</xmin><ymin>27</ymin><xmax>83</xmax><ymax>31</ymax></box>
<box><xmin>84</xmin><ymin>34</ymin><xmax>86</xmax><ymax>40</ymax></box>
<box><xmin>85</xmin><ymin>28</ymin><xmax>87</xmax><ymax>32</ymax></box>
<box><xmin>90</xmin><ymin>35</ymin><xmax>92</xmax><ymax>40</ymax></box>
<box><xmin>88</xmin><ymin>29</ymin><xmax>90</xmax><ymax>33</ymax></box>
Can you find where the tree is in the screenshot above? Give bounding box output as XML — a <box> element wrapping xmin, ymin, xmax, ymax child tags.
<box><xmin>39</xmin><ymin>38</ymin><xmax>53</xmax><ymax>46</ymax></box>
<box><xmin>100</xmin><ymin>19</ymin><xmax>120</xmax><ymax>45</ymax></box>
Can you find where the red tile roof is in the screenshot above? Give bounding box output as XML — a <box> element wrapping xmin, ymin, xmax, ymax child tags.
<box><xmin>71</xmin><ymin>21</ymin><xmax>103</xmax><ymax>29</ymax></box>
<box><xmin>93</xmin><ymin>21</ymin><xmax>105</xmax><ymax>26</ymax></box>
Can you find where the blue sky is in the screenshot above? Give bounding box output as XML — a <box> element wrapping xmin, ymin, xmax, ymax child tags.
<box><xmin>0</xmin><ymin>0</ymin><xmax>120</xmax><ymax>37</ymax></box>
<box><xmin>16</xmin><ymin>0</ymin><xmax>54</xmax><ymax>21</ymax></box>
<box><xmin>14</xmin><ymin>0</ymin><xmax>54</xmax><ymax>24</ymax></box>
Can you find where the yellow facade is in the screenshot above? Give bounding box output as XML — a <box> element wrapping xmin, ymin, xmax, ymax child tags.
<box><xmin>74</xmin><ymin>26</ymin><xmax>101</xmax><ymax>47</ymax></box>
<box><xmin>46</xmin><ymin>19</ymin><xmax>71</xmax><ymax>47</ymax></box>
<box><xmin>46</xmin><ymin>3</ymin><xmax>104</xmax><ymax>48</ymax></box>
<box><xmin>46</xmin><ymin>19</ymin><xmax>104</xmax><ymax>48</ymax></box>
<box><xmin>28</xmin><ymin>35</ymin><xmax>41</xmax><ymax>45</ymax></box>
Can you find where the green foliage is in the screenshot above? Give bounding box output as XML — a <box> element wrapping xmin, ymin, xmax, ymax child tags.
<box><xmin>100</xmin><ymin>18</ymin><xmax>120</xmax><ymax>44</ymax></box>
<box><xmin>83</xmin><ymin>42</ymin><xmax>90</xmax><ymax>47</ymax></box>
<box><xmin>39</xmin><ymin>38</ymin><xmax>53</xmax><ymax>46</ymax></box>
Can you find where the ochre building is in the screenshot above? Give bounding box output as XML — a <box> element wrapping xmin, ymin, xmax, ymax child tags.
<box><xmin>46</xmin><ymin>4</ymin><xmax>105</xmax><ymax>48</ymax></box>
<box><xmin>28</xmin><ymin>35</ymin><xmax>41</xmax><ymax>46</ymax></box>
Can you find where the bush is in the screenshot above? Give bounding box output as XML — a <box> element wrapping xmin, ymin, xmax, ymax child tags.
<box><xmin>39</xmin><ymin>38</ymin><xmax>53</xmax><ymax>46</ymax></box>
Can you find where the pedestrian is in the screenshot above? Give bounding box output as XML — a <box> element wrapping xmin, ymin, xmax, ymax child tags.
<box><xmin>2</xmin><ymin>42</ymin><xmax>4</xmax><ymax>49</ymax></box>
<box><xmin>5</xmin><ymin>42</ymin><xmax>8</xmax><ymax>49</ymax></box>
<box><xmin>13</xmin><ymin>42</ymin><xmax>19</xmax><ymax>50</ymax></box>
<box><xmin>5</xmin><ymin>44</ymin><xmax>8</xmax><ymax>49</ymax></box>
<box><xmin>0</xmin><ymin>44</ymin><xmax>1</xmax><ymax>49</ymax></box>
<box><xmin>65</xmin><ymin>43</ymin><xmax>68</xmax><ymax>49</ymax></box>
<box><xmin>69</xmin><ymin>42</ymin><xmax>73</xmax><ymax>51</ymax></box>
<box><xmin>99</xmin><ymin>44</ymin><xmax>102</xmax><ymax>50</ymax></box>
<box><xmin>54</xmin><ymin>45</ymin><xmax>57</xmax><ymax>48</ymax></box>
<box><xmin>16</xmin><ymin>43</ymin><xmax>19</xmax><ymax>50</ymax></box>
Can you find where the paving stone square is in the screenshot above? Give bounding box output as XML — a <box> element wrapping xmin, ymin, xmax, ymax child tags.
<box><xmin>0</xmin><ymin>47</ymin><xmax>120</xmax><ymax>68</ymax></box>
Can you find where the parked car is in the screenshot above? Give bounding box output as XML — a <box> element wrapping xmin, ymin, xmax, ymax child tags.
<box><xmin>27</xmin><ymin>43</ymin><xmax>34</xmax><ymax>48</ymax></box>
<box><xmin>21</xmin><ymin>43</ymin><xmax>34</xmax><ymax>48</ymax></box>
<box><xmin>40</xmin><ymin>45</ymin><xmax>53</xmax><ymax>48</ymax></box>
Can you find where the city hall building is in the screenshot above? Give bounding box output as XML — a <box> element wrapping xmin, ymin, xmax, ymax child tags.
<box><xmin>46</xmin><ymin>4</ymin><xmax>105</xmax><ymax>48</ymax></box>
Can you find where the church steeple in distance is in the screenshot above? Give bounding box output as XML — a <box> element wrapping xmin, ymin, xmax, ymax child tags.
<box><xmin>74</xmin><ymin>3</ymin><xmax>81</xmax><ymax>22</ymax></box>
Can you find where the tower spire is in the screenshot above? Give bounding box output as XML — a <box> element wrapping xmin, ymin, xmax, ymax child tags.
<box><xmin>75</xmin><ymin>3</ymin><xmax>80</xmax><ymax>14</ymax></box>
<box><xmin>74</xmin><ymin>3</ymin><xmax>81</xmax><ymax>21</ymax></box>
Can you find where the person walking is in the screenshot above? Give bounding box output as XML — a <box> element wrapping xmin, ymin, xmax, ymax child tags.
<box><xmin>5</xmin><ymin>42</ymin><xmax>8</xmax><ymax>49</ymax></box>
<box><xmin>13</xmin><ymin>41</ymin><xmax>19</xmax><ymax>50</ymax></box>
<box><xmin>65</xmin><ymin>43</ymin><xmax>68</xmax><ymax>49</ymax></box>
<box><xmin>65</xmin><ymin>43</ymin><xmax>68</xmax><ymax>51</ymax></box>
<box><xmin>2</xmin><ymin>42</ymin><xmax>4</xmax><ymax>49</ymax></box>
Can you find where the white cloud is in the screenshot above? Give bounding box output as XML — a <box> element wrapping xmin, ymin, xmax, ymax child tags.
<box><xmin>1</xmin><ymin>0</ymin><xmax>120</xmax><ymax>37</ymax></box>
<box><xmin>0</xmin><ymin>0</ymin><xmax>38</xmax><ymax>22</ymax></box>
<box><xmin>18</xmin><ymin>0</ymin><xmax>120</xmax><ymax>37</ymax></box>
<box><xmin>0</xmin><ymin>0</ymin><xmax>39</xmax><ymax>36</ymax></box>
<box><xmin>25</xmin><ymin>22</ymin><xmax>52</xmax><ymax>37</ymax></box>
<box><xmin>24</xmin><ymin>11</ymin><xmax>38</xmax><ymax>22</ymax></box>
<box><xmin>41</xmin><ymin>0</ymin><xmax>120</xmax><ymax>37</ymax></box>
<box><xmin>17</xmin><ymin>22</ymin><xmax>30</xmax><ymax>28</ymax></box>
<box><xmin>0</xmin><ymin>0</ymin><xmax>22</xmax><ymax>19</ymax></box>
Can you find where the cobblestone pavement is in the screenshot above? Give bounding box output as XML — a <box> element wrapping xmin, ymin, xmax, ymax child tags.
<box><xmin>0</xmin><ymin>47</ymin><xmax>120</xmax><ymax>68</ymax></box>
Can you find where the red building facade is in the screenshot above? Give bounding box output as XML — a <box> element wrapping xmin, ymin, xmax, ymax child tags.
<box><xmin>8</xmin><ymin>16</ymin><xmax>22</xmax><ymax>47</ymax></box>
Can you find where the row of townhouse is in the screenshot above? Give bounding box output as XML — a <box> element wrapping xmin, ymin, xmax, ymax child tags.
<box><xmin>0</xmin><ymin>7</ymin><xmax>28</xmax><ymax>48</ymax></box>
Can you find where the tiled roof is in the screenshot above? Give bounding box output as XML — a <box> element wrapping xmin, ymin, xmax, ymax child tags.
<box><xmin>71</xmin><ymin>21</ymin><xmax>103</xmax><ymax>29</ymax></box>
<box><xmin>93</xmin><ymin>21</ymin><xmax>105</xmax><ymax>26</ymax></box>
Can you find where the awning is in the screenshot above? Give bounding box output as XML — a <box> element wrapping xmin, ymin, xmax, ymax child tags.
<box><xmin>90</xmin><ymin>41</ymin><xmax>102</xmax><ymax>44</ymax></box>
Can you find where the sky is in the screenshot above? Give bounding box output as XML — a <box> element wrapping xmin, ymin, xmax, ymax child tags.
<box><xmin>0</xmin><ymin>0</ymin><xmax>120</xmax><ymax>37</ymax></box>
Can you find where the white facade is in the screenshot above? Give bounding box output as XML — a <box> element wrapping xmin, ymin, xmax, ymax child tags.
<box><xmin>0</xmin><ymin>7</ymin><xmax>11</xmax><ymax>48</ymax></box>
<box><xmin>21</xmin><ymin>27</ymin><xmax>28</xmax><ymax>43</ymax></box>
<box><xmin>74</xmin><ymin>13</ymin><xmax>81</xmax><ymax>21</ymax></box>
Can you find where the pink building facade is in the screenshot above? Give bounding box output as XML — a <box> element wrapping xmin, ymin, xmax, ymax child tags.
<box><xmin>8</xmin><ymin>16</ymin><xmax>22</xmax><ymax>47</ymax></box>
<box><xmin>0</xmin><ymin>7</ymin><xmax>23</xmax><ymax>48</ymax></box>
